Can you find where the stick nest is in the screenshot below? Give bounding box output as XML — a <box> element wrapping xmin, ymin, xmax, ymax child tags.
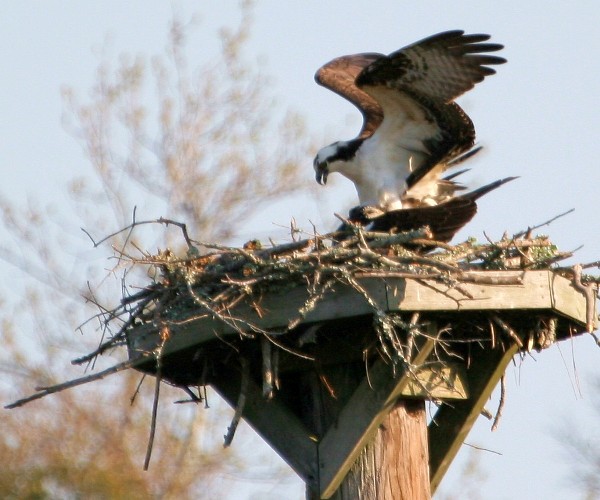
<box><xmin>7</xmin><ymin>216</ymin><xmax>600</xmax><ymax>461</ymax></box>
<box><xmin>101</xmin><ymin>218</ymin><xmax>600</xmax><ymax>360</ymax></box>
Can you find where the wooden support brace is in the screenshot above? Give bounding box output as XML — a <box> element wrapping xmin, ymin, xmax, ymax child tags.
<box><xmin>210</xmin><ymin>367</ymin><xmax>318</xmax><ymax>487</ymax></box>
<box><xmin>428</xmin><ymin>342</ymin><xmax>519</xmax><ymax>494</ymax></box>
<box><xmin>317</xmin><ymin>337</ymin><xmax>436</xmax><ymax>498</ymax></box>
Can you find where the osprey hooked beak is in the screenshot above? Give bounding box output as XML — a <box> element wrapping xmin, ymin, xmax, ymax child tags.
<box><xmin>314</xmin><ymin>158</ymin><xmax>329</xmax><ymax>185</ymax></box>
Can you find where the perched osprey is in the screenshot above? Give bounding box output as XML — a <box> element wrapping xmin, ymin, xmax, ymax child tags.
<box><xmin>313</xmin><ymin>30</ymin><xmax>506</xmax><ymax>213</ymax></box>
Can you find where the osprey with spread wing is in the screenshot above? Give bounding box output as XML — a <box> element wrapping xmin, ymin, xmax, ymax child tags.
<box><xmin>313</xmin><ymin>30</ymin><xmax>512</xmax><ymax>239</ymax></box>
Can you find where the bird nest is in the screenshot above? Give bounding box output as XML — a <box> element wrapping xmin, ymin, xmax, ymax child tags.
<box><xmin>73</xmin><ymin>215</ymin><xmax>598</xmax><ymax>382</ymax></box>
<box><xmin>7</xmin><ymin>215</ymin><xmax>600</xmax><ymax>458</ymax></box>
<box><xmin>117</xmin><ymin>217</ymin><xmax>595</xmax><ymax>345</ymax></box>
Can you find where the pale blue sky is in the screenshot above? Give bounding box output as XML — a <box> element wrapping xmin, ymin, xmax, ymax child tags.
<box><xmin>2</xmin><ymin>2</ymin><xmax>600</xmax><ymax>499</ymax></box>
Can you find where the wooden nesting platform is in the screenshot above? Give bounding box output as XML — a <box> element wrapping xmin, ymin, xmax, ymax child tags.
<box><xmin>126</xmin><ymin>269</ymin><xmax>593</xmax><ymax>497</ymax></box>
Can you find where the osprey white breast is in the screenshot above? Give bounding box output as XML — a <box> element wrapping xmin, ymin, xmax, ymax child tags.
<box><xmin>313</xmin><ymin>30</ymin><xmax>506</xmax><ymax>212</ymax></box>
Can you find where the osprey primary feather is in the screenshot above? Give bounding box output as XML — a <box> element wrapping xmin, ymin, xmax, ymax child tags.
<box><xmin>313</xmin><ymin>30</ymin><xmax>506</xmax><ymax>213</ymax></box>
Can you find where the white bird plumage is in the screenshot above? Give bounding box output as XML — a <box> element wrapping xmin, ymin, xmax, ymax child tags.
<box><xmin>313</xmin><ymin>30</ymin><xmax>506</xmax><ymax>212</ymax></box>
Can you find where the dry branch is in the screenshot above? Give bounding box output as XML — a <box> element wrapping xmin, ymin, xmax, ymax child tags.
<box><xmin>491</xmin><ymin>375</ymin><xmax>507</xmax><ymax>432</ymax></box>
<box><xmin>491</xmin><ymin>315</ymin><xmax>523</xmax><ymax>348</ymax></box>
<box><xmin>224</xmin><ymin>357</ymin><xmax>249</xmax><ymax>447</ymax></box>
<box><xmin>5</xmin><ymin>358</ymin><xmax>141</xmax><ymax>409</ymax></box>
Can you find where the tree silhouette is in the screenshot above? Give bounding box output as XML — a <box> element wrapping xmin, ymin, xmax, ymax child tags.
<box><xmin>0</xmin><ymin>3</ymin><xmax>311</xmax><ymax>497</ymax></box>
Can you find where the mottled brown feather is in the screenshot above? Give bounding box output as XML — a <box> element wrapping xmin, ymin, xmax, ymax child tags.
<box><xmin>315</xmin><ymin>53</ymin><xmax>384</xmax><ymax>139</ymax></box>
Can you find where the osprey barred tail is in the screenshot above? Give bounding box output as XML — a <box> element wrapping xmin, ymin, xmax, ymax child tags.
<box><xmin>313</xmin><ymin>30</ymin><xmax>506</xmax><ymax>211</ymax></box>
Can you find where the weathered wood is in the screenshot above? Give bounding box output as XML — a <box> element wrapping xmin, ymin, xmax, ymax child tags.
<box><xmin>318</xmin><ymin>337</ymin><xmax>436</xmax><ymax>498</ymax></box>
<box><xmin>127</xmin><ymin>278</ymin><xmax>388</xmax><ymax>359</ymax></box>
<box><xmin>127</xmin><ymin>271</ymin><xmax>592</xmax><ymax>361</ymax></box>
<box><xmin>209</xmin><ymin>365</ymin><xmax>318</xmax><ymax>486</ymax></box>
<box><xmin>428</xmin><ymin>342</ymin><xmax>520</xmax><ymax>494</ymax></box>
<box><xmin>385</xmin><ymin>270</ymin><xmax>586</xmax><ymax>314</ymax></box>
<box><xmin>549</xmin><ymin>271</ymin><xmax>590</xmax><ymax>324</ymax></box>
<box><xmin>334</xmin><ymin>400</ymin><xmax>431</xmax><ymax>500</ymax></box>
<box><xmin>401</xmin><ymin>362</ymin><xmax>468</xmax><ymax>400</ymax></box>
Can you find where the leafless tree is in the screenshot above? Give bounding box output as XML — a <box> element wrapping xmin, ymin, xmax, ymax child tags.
<box><xmin>0</xmin><ymin>3</ymin><xmax>311</xmax><ymax>497</ymax></box>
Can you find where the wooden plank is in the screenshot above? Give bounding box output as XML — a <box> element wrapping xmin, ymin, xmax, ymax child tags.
<box><xmin>387</xmin><ymin>270</ymin><xmax>557</xmax><ymax>311</ymax></box>
<box><xmin>401</xmin><ymin>362</ymin><xmax>468</xmax><ymax>400</ymax></box>
<box><xmin>550</xmin><ymin>272</ymin><xmax>595</xmax><ymax>328</ymax></box>
<box><xmin>318</xmin><ymin>336</ymin><xmax>437</xmax><ymax>498</ymax></box>
<box><xmin>253</xmin><ymin>278</ymin><xmax>388</xmax><ymax>326</ymax></box>
<box><xmin>127</xmin><ymin>270</ymin><xmax>590</xmax><ymax>365</ymax></box>
<box><xmin>210</xmin><ymin>368</ymin><xmax>318</xmax><ymax>487</ymax></box>
<box><xmin>127</xmin><ymin>278</ymin><xmax>388</xmax><ymax>357</ymax></box>
<box><xmin>428</xmin><ymin>342</ymin><xmax>520</xmax><ymax>494</ymax></box>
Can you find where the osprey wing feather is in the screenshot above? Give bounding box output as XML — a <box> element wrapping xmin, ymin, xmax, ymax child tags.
<box><xmin>357</xmin><ymin>31</ymin><xmax>505</xmax><ymax>103</ymax></box>
<box><xmin>313</xmin><ymin>30</ymin><xmax>506</xmax><ymax>212</ymax></box>
<box><xmin>315</xmin><ymin>53</ymin><xmax>384</xmax><ymax>139</ymax></box>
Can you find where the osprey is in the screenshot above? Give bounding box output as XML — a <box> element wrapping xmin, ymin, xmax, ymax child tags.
<box><xmin>313</xmin><ymin>30</ymin><xmax>506</xmax><ymax>213</ymax></box>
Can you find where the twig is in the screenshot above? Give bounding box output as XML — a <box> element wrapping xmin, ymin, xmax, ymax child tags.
<box><xmin>173</xmin><ymin>386</ymin><xmax>204</xmax><ymax>404</ymax></box>
<box><xmin>260</xmin><ymin>330</ymin><xmax>315</xmax><ymax>361</ymax></box>
<box><xmin>464</xmin><ymin>442</ymin><xmax>502</xmax><ymax>456</ymax></box>
<box><xmin>288</xmin><ymin>277</ymin><xmax>337</xmax><ymax>330</ymax></box>
<box><xmin>491</xmin><ymin>315</ymin><xmax>524</xmax><ymax>348</ymax></box>
<box><xmin>186</xmin><ymin>282</ymin><xmax>256</xmax><ymax>338</ymax></box>
<box><xmin>143</xmin><ymin>326</ymin><xmax>168</xmax><ymax>471</ymax></box>
<box><xmin>404</xmin><ymin>313</ymin><xmax>420</xmax><ymax>362</ymax></box>
<box><xmin>258</xmin><ymin>238</ymin><xmax>314</xmax><ymax>259</ymax></box>
<box><xmin>513</xmin><ymin>208</ymin><xmax>575</xmax><ymax>238</ymax></box>
<box><xmin>82</xmin><ymin>212</ymin><xmax>196</xmax><ymax>251</ymax></box>
<box><xmin>579</xmin><ymin>260</ymin><xmax>600</xmax><ymax>270</ymax></box>
<box><xmin>481</xmin><ymin>408</ymin><xmax>493</xmax><ymax>420</ymax></box>
<box><xmin>5</xmin><ymin>358</ymin><xmax>141</xmax><ymax>409</ymax></box>
<box><xmin>261</xmin><ymin>336</ymin><xmax>274</xmax><ymax>399</ymax></box>
<box><xmin>202</xmin><ymin>242</ymin><xmax>261</xmax><ymax>264</ymax></box>
<box><xmin>273</xmin><ymin>348</ymin><xmax>280</xmax><ymax>391</ymax></box>
<box><xmin>130</xmin><ymin>374</ymin><xmax>146</xmax><ymax>405</ymax></box>
<box><xmin>224</xmin><ymin>357</ymin><xmax>249</xmax><ymax>447</ymax></box>
<box><xmin>488</xmin><ymin>319</ymin><xmax>496</xmax><ymax>349</ymax></box>
<box><xmin>144</xmin><ymin>355</ymin><xmax>162</xmax><ymax>470</ymax></box>
<box><xmin>491</xmin><ymin>375</ymin><xmax>506</xmax><ymax>431</ymax></box>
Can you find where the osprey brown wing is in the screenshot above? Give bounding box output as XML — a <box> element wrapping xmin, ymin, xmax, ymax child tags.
<box><xmin>315</xmin><ymin>53</ymin><xmax>384</xmax><ymax>139</ymax></box>
<box><xmin>353</xmin><ymin>31</ymin><xmax>505</xmax><ymax>190</ymax></box>
<box><xmin>356</xmin><ymin>30</ymin><xmax>506</xmax><ymax>103</ymax></box>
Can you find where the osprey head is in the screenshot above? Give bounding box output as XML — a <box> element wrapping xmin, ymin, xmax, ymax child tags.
<box><xmin>313</xmin><ymin>140</ymin><xmax>361</xmax><ymax>185</ymax></box>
